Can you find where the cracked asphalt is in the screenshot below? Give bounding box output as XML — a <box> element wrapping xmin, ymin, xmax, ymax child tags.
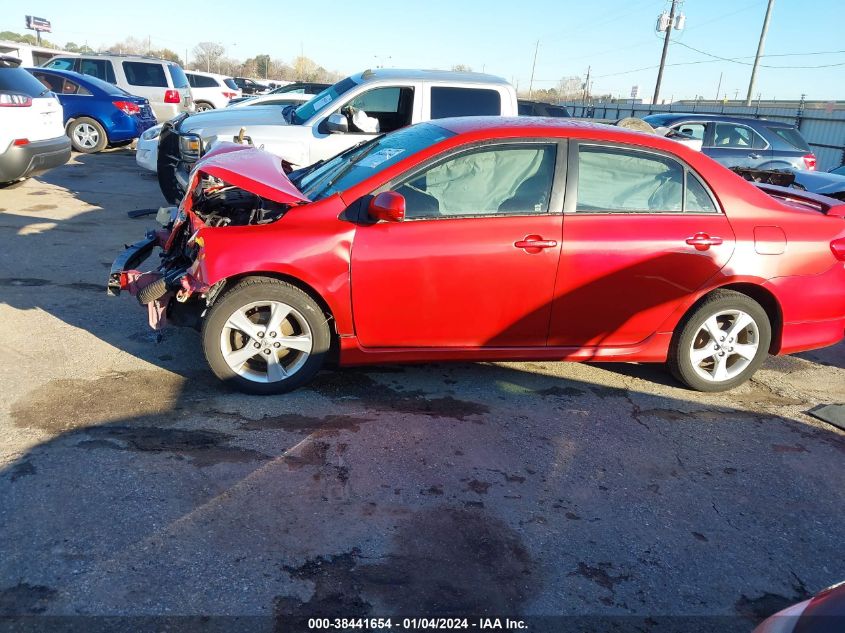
<box><xmin>0</xmin><ymin>150</ymin><xmax>843</xmax><ymax>631</ymax></box>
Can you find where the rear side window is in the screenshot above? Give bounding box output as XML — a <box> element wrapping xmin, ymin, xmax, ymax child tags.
<box><xmin>576</xmin><ymin>145</ymin><xmax>717</xmax><ymax>213</ymax></box>
<box><xmin>223</xmin><ymin>78</ymin><xmax>238</xmax><ymax>90</ymax></box>
<box><xmin>123</xmin><ymin>62</ymin><xmax>167</xmax><ymax>87</ymax></box>
<box><xmin>167</xmin><ymin>65</ymin><xmax>189</xmax><ymax>89</ymax></box>
<box><xmin>44</xmin><ymin>57</ymin><xmax>75</xmax><ymax>71</ymax></box>
<box><xmin>0</xmin><ymin>67</ymin><xmax>50</xmax><ymax>97</ymax></box>
<box><xmin>576</xmin><ymin>146</ymin><xmax>684</xmax><ymax>212</ymax></box>
<box><xmin>711</xmin><ymin>123</ymin><xmax>766</xmax><ymax>149</ymax></box>
<box><xmin>430</xmin><ymin>87</ymin><xmax>501</xmax><ymax>119</ymax></box>
<box><xmin>79</xmin><ymin>59</ymin><xmax>116</xmax><ymax>84</ymax></box>
<box><xmin>188</xmin><ymin>74</ymin><xmax>218</xmax><ymax>88</ymax></box>
<box><xmin>768</xmin><ymin>126</ymin><xmax>810</xmax><ymax>151</ymax></box>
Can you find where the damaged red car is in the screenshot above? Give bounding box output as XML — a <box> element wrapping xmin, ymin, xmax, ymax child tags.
<box><xmin>109</xmin><ymin>118</ymin><xmax>845</xmax><ymax>394</ymax></box>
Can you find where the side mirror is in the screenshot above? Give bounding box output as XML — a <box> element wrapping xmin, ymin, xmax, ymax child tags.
<box><xmin>325</xmin><ymin>112</ymin><xmax>348</xmax><ymax>134</ymax></box>
<box><xmin>368</xmin><ymin>191</ymin><xmax>405</xmax><ymax>222</ymax></box>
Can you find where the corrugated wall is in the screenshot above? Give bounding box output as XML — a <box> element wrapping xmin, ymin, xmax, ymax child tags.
<box><xmin>560</xmin><ymin>102</ymin><xmax>845</xmax><ymax>171</ymax></box>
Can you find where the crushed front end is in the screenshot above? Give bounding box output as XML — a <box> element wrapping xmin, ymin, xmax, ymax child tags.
<box><xmin>108</xmin><ymin>143</ymin><xmax>310</xmax><ymax>330</ymax></box>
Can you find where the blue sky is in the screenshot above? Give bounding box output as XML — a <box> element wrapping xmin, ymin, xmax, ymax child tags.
<box><xmin>4</xmin><ymin>0</ymin><xmax>844</xmax><ymax>101</ymax></box>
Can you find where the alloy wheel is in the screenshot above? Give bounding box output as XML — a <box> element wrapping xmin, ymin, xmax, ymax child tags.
<box><xmin>73</xmin><ymin>123</ymin><xmax>99</xmax><ymax>149</ymax></box>
<box><xmin>219</xmin><ymin>300</ymin><xmax>313</xmax><ymax>383</ymax></box>
<box><xmin>688</xmin><ymin>309</ymin><xmax>760</xmax><ymax>383</ymax></box>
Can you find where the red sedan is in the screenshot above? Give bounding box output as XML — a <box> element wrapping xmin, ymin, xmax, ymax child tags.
<box><xmin>109</xmin><ymin>118</ymin><xmax>845</xmax><ymax>394</ymax></box>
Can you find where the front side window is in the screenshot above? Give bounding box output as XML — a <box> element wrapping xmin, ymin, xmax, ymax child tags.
<box><xmin>341</xmin><ymin>86</ymin><xmax>414</xmax><ymax>134</ymax></box>
<box><xmin>398</xmin><ymin>144</ymin><xmax>556</xmax><ymax>219</ymax></box>
<box><xmin>79</xmin><ymin>59</ymin><xmax>115</xmax><ymax>84</ymax></box>
<box><xmin>674</xmin><ymin>123</ymin><xmax>705</xmax><ymax>141</ymax></box>
<box><xmin>430</xmin><ymin>87</ymin><xmax>501</xmax><ymax>119</ymax></box>
<box><xmin>576</xmin><ymin>145</ymin><xmax>717</xmax><ymax>213</ymax></box>
<box><xmin>122</xmin><ymin>62</ymin><xmax>167</xmax><ymax>87</ymax></box>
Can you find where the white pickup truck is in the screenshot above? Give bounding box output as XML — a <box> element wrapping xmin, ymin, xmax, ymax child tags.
<box><xmin>155</xmin><ymin>68</ymin><xmax>519</xmax><ymax>203</ymax></box>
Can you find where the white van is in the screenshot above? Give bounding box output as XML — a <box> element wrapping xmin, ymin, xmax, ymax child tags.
<box><xmin>42</xmin><ymin>53</ymin><xmax>193</xmax><ymax>122</ymax></box>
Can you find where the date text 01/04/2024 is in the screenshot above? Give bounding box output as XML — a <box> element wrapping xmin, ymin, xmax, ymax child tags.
<box><xmin>306</xmin><ymin>618</ymin><xmax>529</xmax><ymax>630</ymax></box>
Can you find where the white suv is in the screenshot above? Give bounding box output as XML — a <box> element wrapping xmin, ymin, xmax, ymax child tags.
<box><xmin>42</xmin><ymin>53</ymin><xmax>193</xmax><ymax>122</ymax></box>
<box><xmin>0</xmin><ymin>56</ymin><xmax>70</xmax><ymax>184</ymax></box>
<box><xmin>185</xmin><ymin>71</ymin><xmax>241</xmax><ymax>111</ymax></box>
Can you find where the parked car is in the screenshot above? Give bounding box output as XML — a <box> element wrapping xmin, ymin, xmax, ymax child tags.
<box><xmin>155</xmin><ymin>68</ymin><xmax>519</xmax><ymax>203</ymax></box>
<box><xmin>227</xmin><ymin>82</ymin><xmax>330</xmax><ymax>106</ymax></box>
<box><xmin>0</xmin><ymin>56</ymin><xmax>70</xmax><ymax>184</ymax></box>
<box><xmin>108</xmin><ymin>117</ymin><xmax>845</xmax><ymax>395</ymax></box>
<box><xmin>185</xmin><ymin>71</ymin><xmax>241</xmax><ymax>111</ymax></box>
<box><xmin>791</xmin><ymin>164</ymin><xmax>845</xmax><ymax>201</ymax></box>
<box><xmin>753</xmin><ymin>581</ymin><xmax>844</xmax><ymax>633</ymax></box>
<box><xmin>642</xmin><ymin>113</ymin><xmax>816</xmax><ymax>171</ymax></box>
<box><xmin>518</xmin><ymin>99</ymin><xmax>571</xmax><ymax>117</ymax></box>
<box><xmin>42</xmin><ymin>53</ymin><xmax>193</xmax><ymax>122</ymax></box>
<box><xmin>227</xmin><ymin>92</ymin><xmax>311</xmax><ymax>108</ymax></box>
<box><xmin>28</xmin><ymin>67</ymin><xmax>157</xmax><ymax>153</ymax></box>
<box><xmin>231</xmin><ymin>77</ymin><xmax>269</xmax><ymax>95</ymax></box>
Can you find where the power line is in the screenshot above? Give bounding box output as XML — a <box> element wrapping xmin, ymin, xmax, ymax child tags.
<box><xmin>672</xmin><ymin>40</ymin><xmax>845</xmax><ymax>68</ymax></box>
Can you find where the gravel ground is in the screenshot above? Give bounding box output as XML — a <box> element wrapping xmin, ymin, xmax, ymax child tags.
<box><xmin>0</xmin><ymin>150</ymin><xmax>842</xmax><ymax>632</ymax></box>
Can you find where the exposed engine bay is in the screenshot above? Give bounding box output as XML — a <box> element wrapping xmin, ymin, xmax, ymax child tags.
<box><xmin>188</xmin><ymin>176</ymin><xmax>293</xmax><ymax>227</ymax></box>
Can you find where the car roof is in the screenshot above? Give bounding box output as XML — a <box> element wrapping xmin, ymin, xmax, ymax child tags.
<box><xmin>644</xmin><ymin>112</ymin><xmax>793</xmax><ymax>128</ymax></box>
<box><xmin>26</xmin><ymin>66</ymin><xmax>96</xmax><ymax>84</ymax></box>
<box><xmin>185</xmin><ymin>70</ymin><xmax>231</xmax><ymax>79</ymax></box>
<box><xmin>433</xmin><ymin>116</ymin><xmax>656</xmax><ymax>139</ymax></box>
<box><xmin>353</xmin><ymin>68</ymin><xmax>509</xmax><ymax>86</ymax></box>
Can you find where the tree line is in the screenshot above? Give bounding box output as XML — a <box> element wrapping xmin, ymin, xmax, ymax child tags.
<box><xmin>0</xmin><ymin>31</ymin><xmax>343</xmax><ymax>82</ymax></box>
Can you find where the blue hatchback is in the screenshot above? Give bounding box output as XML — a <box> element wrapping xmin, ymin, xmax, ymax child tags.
<box><xmin>27</xmin><ymin>67</ymin><xmax>157</xmax><ymax>153</ymax></box>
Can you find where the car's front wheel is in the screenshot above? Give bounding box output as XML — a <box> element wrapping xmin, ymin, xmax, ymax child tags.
<box><xmin>68</xmin><ymin>117</ymin><xmax>107</xmax><ymax>153</ymax></box>
<box><xmin>669</xmin><ymin>290</ymin><xmax>771</xmax><ymax>392</ymax></box>
<box><xmin>202</xmin><ymin>277</ymin><xmax>331</xmax><ymax>394</ymax></box>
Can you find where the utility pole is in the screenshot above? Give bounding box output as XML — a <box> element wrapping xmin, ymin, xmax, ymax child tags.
<box><xmin>528</xmin><ymin>40</ymin><xmax>539</xmax><ymax>99</ymax></box>
<box><xmin>715</xmin><ymin>72</ymin><xmax>722</xmax><ymax>102</ymax></box>
<box><xmin>652</xmin><ymin>0</ymin><xmax>679</xmax><ymax>105</ymax></box>
<box><xmin>745</xmin><ymin>0</ymin><xmax>775</xmax><ymax>106</ymax></box>
<box><xmin>583</xmin><ymin>66</ymin><xmax>591</xmax><ymax>105</ymax></box>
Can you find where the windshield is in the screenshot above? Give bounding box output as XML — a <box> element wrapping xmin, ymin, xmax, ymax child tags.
<box><xmin>292</xmin><ymin>76</ymin><xmax>357</xmax><ymax>125</ymax></box>
<box><xmin>295</xmin><ymin>123</ymin><xmax>455</xmax><ymax>200</ymax></box>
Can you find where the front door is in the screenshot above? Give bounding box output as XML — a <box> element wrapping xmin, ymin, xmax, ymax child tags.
<box><xmin>549</xmin><ymin>143</ymin><xmax>736</xmax><ymax>347</ymax></box>
<box><xmin>351</xmin><ymin>141</ymin><xmax>563</xmax><ymax>348</ymax></box>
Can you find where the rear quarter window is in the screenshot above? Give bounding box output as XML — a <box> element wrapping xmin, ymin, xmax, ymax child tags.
<box><xmin>430</xmin><ymin>87</ymin><xmax>501</xmax><ymax>119</ymax></box>
<box><xmin>768</xmin><ymin>126</ymin><xmax>810</xmax><ymax>151</ymax></box>
<box><xmin>223</xmin><ymin>78</ymin><xmax>238</xmax><ymax>90</ymax></box>
<box><xmin>167</xmin><ymin>65</ymin><xmax>189</xmax><ymax>89</ymax></box>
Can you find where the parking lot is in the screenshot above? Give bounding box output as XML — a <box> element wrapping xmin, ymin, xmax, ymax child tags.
<box><xmin>0</xmin><ymin>150</ymin><xmax>843</xmax><ymax>629</ymax></box>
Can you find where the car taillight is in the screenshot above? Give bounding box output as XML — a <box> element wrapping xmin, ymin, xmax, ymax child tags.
<box><xmin>803</xmin><ymin>153</ymin><xmax>817</xmax><ymax>170</ymax></box>
<box><xmin>164</xmin><ymin>90</ymin><xmax>181</xmax><ymax>104</ymax></box>
<box><xmin>13</xmin><ymin>138</ymin><xmax>29</xmax><ymax>146</ymax></box>
<box><xmin>0</xmin><ymin>93</ymin><xmax>33</xmax><ymax>107</ymax></box>
<box><xmin>831</xmin><ymin>238</ymin><xmax>845</xmax><ymax>261</ymax></box>
<box><xmin>113</xmin><ymin>100</ymin><xmax>140</xmax><ymax>115</ymax></box>
<box><xmin>222</xmin><ymin>91</ymin><xmax>237</xmax><ymax>99</ymax></box>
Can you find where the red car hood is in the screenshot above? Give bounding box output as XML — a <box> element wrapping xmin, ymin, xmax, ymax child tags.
<box><xmin>193</xmin><ymin>142</ymin><xmax>311</xmax><ymax>205</ymax></box>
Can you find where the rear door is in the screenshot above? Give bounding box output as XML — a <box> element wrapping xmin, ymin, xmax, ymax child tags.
<box><xmin>549</xmin><ymin>142</ymin><xmax>735</xmax><ymax>348</ymax></box>
<box><xmin>703</xmin><ymin>121</ymin><xmax>769</xmax><ymax>168</ymax></box>
<box><xmin>351</xmin><ymin>139</ymin><xmax>564</xmax><ymax>348</ymax></box>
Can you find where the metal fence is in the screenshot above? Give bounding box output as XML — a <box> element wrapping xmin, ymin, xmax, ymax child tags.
<box><xmin>560</xmin><ymin>101</ymin><xmax>845</xmax><ymax>172</ymax></box>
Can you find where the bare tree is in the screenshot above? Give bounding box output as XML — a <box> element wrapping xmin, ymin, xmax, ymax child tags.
<box><xmin>193</xmin><ymin>41</ymin><xmax>226</xmax><ymax>73</ymax></box>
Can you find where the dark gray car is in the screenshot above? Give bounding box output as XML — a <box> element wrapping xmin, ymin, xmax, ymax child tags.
<box><xmin>642</xmin><ymin>113</ymin><xmax>815</xmax><ymax>171</ymax></box>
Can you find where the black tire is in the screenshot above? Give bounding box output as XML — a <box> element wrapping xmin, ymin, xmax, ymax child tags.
<box><xmin>668</xmin><ymin>290</ymin><xmax>771</xmax><ymax>392</ymax></box>
<box><xmin>194</xmin><ymin>101</ymin><xmax>214</xmax><ymax>112</ymax></box>
<box><xmin>202</xmin><ymin>277</ymin><xmax>331</xmax><ymax>394</ymax></box>
<box><xmin>137</xmin><ymin>278</ymin><xmax>167</xmax><ymax>305</ymax></box>
<box><xmin>67</xmin><ymin>117</ymin><xmax>108</xmax><ymax>153</ymax></box>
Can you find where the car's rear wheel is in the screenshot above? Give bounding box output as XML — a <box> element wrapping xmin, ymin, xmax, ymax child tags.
<box><xmin>195</xmin><ymin>101</ymin><xmax>214</xmax><ymax>112</ymax></box>
<box><xmin>668</xmin><ymin>290</ymin><xmax>771</xmax><ymax>392</ymax></box>
<box><xmin>202</xmin><ymin>277</ymin><xmax>330</xmax><ymax>394</ymax></box>
<box><xmin>68</xmin><ymin>117</ymin><xmax>107</xmax><ymax>153</ymax></box>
